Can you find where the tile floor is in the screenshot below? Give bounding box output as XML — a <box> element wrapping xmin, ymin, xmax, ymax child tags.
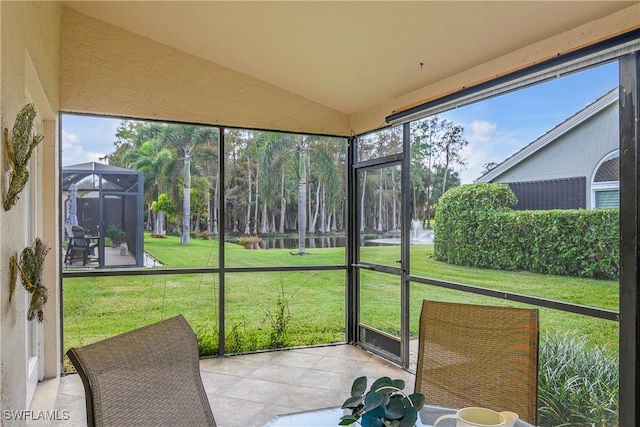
<box><xmin>43</xmin><ymin>344</ymin><xmax>417</xmax><ymax>427</ymax></box>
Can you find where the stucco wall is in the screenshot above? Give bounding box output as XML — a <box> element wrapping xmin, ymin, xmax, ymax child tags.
<box><xmin>60</xmin><ymin>7</ymin><xmax>350</xmax><ymax>137</ymax></box>
<box><xmin>0</xmin><ymin>1</ymin><xmax>61</xmax><ymax>421</ymax></box>
<box><xmin>60</xmin><ymin>5</ymin><xmax>640</xmax><ymax>138</ymax></box>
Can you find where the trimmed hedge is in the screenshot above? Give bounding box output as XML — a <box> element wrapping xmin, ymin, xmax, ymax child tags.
<box><xmin>434</xmin><ymin>183</ymin><xmax>619</xmax><ymax>279</ymax></box>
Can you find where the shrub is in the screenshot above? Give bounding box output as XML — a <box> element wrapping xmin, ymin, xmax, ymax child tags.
<box><xmin>434</xmin><ymin>183</ymin><xmax>517</xmax><ymax>267</ymax></box>
<box><xmin>434</xmin><ymin>183</ymin><xmax>619</xmax><ymax>279</ymax></box>
<box><xmin>224</xmin><ymin>319</ymin><xmax>261</xmax><ymax>353</ymax></box>
<box><xmin>195</xmin><ymin>322</ymin><xmax>219</xmax><ymax>356</ymax></box>
<box><xmin>190</xmin><ymin>231</ymin><xmax>212</xmax><ymax>240</ymax></box>
<box><xmin>237</xmin><ymin>235</ymin><xmax>262</xmax><ymax>248</ymax></box>
<box><xmin>538</xmin><ymin>332</ymin><xmax>618</xmax><ymax>427</ymax></box>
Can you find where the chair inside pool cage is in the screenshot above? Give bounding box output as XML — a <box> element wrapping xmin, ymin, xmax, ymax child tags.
<box><xmin>63</xmin><ymin>162</ymin><xmax>144</xmax><ymax>268</ymax></box>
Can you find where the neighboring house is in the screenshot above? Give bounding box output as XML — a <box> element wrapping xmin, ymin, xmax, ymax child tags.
<box><xmin>476</xmin><ymin>88</ymin><xmax>619</xmax><ymax>210</ymax></box>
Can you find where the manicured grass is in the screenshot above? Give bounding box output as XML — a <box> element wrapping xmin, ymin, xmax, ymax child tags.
<box><xmin>63</xmin><ymin>233</ymin><xmax>619</xmax><ymax>358</ymax></box>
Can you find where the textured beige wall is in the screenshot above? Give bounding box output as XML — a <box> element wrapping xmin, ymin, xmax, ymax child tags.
<box><xmin>61</xmin><ymin>4</ymin><xmax>640</xmax><ymax>137</ymax></box>
<box><xmin>349</xmin><ymin>3</ymin><xmax>640</xmax><ymax>134</ymax></box>
<box><xmin>0</xmin><ymin>1</ymin><xmax>61</xmax><ymax>416</ymax></box>
<box><xmin>60</xmin><ymin>7</ymin><xmax>350</xmax><ymax>137</ymax></box>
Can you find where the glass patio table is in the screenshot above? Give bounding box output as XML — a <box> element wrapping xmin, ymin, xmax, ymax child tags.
<box><xmin>263</xmin><ymin>405</ymin><xmax>536</xmax><ymax>427</ymax></box>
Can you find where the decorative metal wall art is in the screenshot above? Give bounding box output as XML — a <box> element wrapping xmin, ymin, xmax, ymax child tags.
<box><xmin>9</xmin><ymin>238</ymin><xmax>50</xmax><ymax>322</ymax></box>
<box><xmin>3</xmin><ymin>103</ymin><xmax>44</xmax><ymax>211</ymax></box>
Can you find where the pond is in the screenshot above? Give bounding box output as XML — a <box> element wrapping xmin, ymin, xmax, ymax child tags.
<box><xmin>254</xmin><ymin>227</ymin><xmax>434</xmax><ymax>250</ymax></box>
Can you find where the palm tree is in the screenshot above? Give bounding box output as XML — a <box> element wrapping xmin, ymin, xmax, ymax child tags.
<box><xmin>163</xmin><ymin>124</ymin><xmax>218</xmax><ymax>245</ymax></box>
<box><xmin>256</xmin><ymin>132</ymin><xmax>341</xmax><ymax>255</ymax></box>
<box><xmin>110</xmin><ymin>121</ymin><xmax>173</xmax><ymax>234</ymax></box>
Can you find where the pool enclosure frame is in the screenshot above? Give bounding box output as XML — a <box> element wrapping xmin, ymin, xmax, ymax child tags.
<box><xmin>62</xmin><ymin>162</ymin><xmax>144</xmax><ymax>268</ymax></box>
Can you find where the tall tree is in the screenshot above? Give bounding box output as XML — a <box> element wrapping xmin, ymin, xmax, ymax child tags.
<box><xmin>256</xmin><ymin>132</ymin><xmax>340</xmax><ymax>255</ymax></box>
<box><xmin>435</xmin><ymin>124</ymin><xmax>468</xmax><ymax>195</ymax></box>
<box><xmin>109</xmin><ymin>121</ymin><xmax>173</xmax><ymax>234</ymax></box>
<box><xmin>163</xmin><ymin>124</ymin><xmax>218</xmax><ymax>245</ymax></box>
<box><xmin>411</xmin><ymin>116</ymin><xmax>467</xmax><ymax>227</ymax></box>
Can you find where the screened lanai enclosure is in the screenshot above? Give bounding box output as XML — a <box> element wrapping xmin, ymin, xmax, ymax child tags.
<box><xmin>62</xmin><ymin>162</ymin><xmax>144</xmax><ymax>267</ymax></box>
<box><xmin>61</xmin><ymin>31</ymin><xmax>640</xmax><ymax>426</ymax></box>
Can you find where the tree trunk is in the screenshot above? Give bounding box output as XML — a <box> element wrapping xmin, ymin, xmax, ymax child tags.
<box><xmin>244</xmin><ymin>162</ymin><xmax>252</xmax><ymax>236</ymax></box>
<box><xmin>253</xmin><ymin>168</ymin><xmax>259</xmax><ymax>235</ymax></box>
<box><xmin>194</xmin><ymin>211</ymin><xmax>201</xmax><ymax>232</ymax></box>
<box><xmin>181</xmin><ymin>156</ymin><xmax>191</xmax><ymax>245</ymax></box>
<box><xmin>391</xmin><ymin>168</ymin><xmax>397</xmax><ymax>230</ymax></box>
<box><xmin>376</xmin><ymin>170</ymin><xmax>383</xmax><ymax>232</ymax></box>
<box><xmin>320</xmin><ymin>182</ymin><xmax>326</xmax><ymax>233</ymax></box>
<box><xmin>261</xmin><ymin>202</ymin><xmax>268</xmax><ymax>234</ymax></box>
<box><xmin>212</xmin><ymin>170</ymin><xmax>219</xmax><ymax>235</ymax></box>
<box><xmin>279</xmin><ymin>170</ymin><xmax>286</xmax><ymax>234</ymax></box>
<box><xmin>296</xmin><ymin>139</ymin><xmax>307</xmax><ymax>254</ymax></box>
<box><xmin>309</xmin><ymin>182</ymin><xmax>320</xmax><ymax>233</ymax></box>
<box><xmin>360</xmin><ymin>171</ymin><xmax>367</xmax><ymax>232</ymax></box>
<box><xmin>442</xmin><ymin>168</ymin><xmax>449</xmax><ymax>196</ymax></box>
<box><xmin>155</xmin><ymin>210</ymin><xmax>165</xmax><ymax>235</ymax></box>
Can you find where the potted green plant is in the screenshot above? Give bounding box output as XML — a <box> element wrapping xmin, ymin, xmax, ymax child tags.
<box><xmin>340</xmin><ymin>376</ymin><xmax>424</xmax><ymax>427</ymax></box>
<box><xmin>106</xmin><ymin>224</ymin><xmax>126</xmax><ymax>248</ymax></box>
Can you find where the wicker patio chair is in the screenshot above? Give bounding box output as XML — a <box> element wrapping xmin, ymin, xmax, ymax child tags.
<box><xmin>66</xmin><ymin>315</ymin><xmax>217</xmax><ymax>427</ymax></box>
<box><xmin>415</xmin><ymin>300</ymin><xmax>539</xmax><ymax>424</ymax></box>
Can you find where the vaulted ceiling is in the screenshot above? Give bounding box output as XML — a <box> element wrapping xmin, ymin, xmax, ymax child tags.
<box><xmin>63</xmin><ymin>1</ymin><xmax>637</xmax><ymax>117</ymax></box>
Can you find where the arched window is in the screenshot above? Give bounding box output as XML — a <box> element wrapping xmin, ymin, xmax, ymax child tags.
<box><xmin>591</xmin><ymin>150</ymin><xmax>619</xmax><ymax>209</ymax></box>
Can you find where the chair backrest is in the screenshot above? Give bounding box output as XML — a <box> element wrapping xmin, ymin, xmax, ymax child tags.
<box><xmin>415</xmin><ymin>300</ymin><xmax>539</xmax><ymax>424</ymax></box>
<box><xmin>70</xmin><ymin>225</ymin><xmax>87</xmax><ymax>246</ymax></box>
<box><xmin>67</xmin><ymin>315</ymin><xmax>216</xmax><ymax>427</ymax></box>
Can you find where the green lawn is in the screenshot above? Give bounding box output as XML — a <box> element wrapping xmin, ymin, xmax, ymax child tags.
<box><xmin>63</xmin><ymin>233</ymin><xmax>619</xmax><ymax>358</ymax></box>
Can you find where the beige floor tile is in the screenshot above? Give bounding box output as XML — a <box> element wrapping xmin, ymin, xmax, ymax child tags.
<box><xmin>208</xmin><ymin>395</ymin><xmax>270</xmax><ymax>427</ymax></box>
<box><xmin>294</xmin><ymin>368</ymin><xmax>359</xmax><ymax>392</ymax></box>
<box><xmin>269</xmin><ymin>350</ymin><xmax>325</xmax><ymax>369</ymax></box>
<box><xmin>247</xmin><ymin>363</ymin><xmax>308</xmax><ymax>384</ymax></box>
<box><xmin>312</xmin><ymin>355</ymin><xmax>368</xmax><ymax>374</ymax></box>
<box><xmin>200</xmin><ymin>371</ymin><xmax>244</xmax><ymax>395</ymax></box>
<box><xmin>50</xmin><ymin>344</ymin><xmax>412</xmax><ymax>427</ymax></box>
<box><xmin>199</xmin><ymin>355</ymin><xmax>262</xmax><ymax>377</ymax></box>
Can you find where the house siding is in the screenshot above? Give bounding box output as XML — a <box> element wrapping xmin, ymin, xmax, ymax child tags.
<box><xmin>489</xmin><ymin>101</ymin><xmax>618</xmax><ymax>209</ymax></box>
<box><xmin>508</xmin><ymin>177</ymin><xmax>586</xmax><ymax>210</ymax></box>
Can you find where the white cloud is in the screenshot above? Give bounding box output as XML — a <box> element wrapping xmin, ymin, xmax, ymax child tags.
<box><xmin>469</xmin><ymin>120</ymin><xmax>497</xmax><ymax>143</ymax></box>
<box><xmin>61</xmin><ymin>129</ymin><xmax>109</xmax><ymax>166</ymax></box>
<box><xmin>62</xmin><ymin>129</ymin><xmax>79</xmax><ymax>145</ymax></box>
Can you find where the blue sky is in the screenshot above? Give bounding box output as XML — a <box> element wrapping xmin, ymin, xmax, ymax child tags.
<box><xmin>444</xmin><ymin>61</ymin><xmax>618</xmax><ymax>183</ymax></box>
<box><xmin>62</xmin><ymin>114</ymin><xmax>123</xmax><ymax>166</ymax></box>
<box><xmin>62</xmin><ymin>61</ymin><xmax>619</xmax><ymax>182</ymax></box>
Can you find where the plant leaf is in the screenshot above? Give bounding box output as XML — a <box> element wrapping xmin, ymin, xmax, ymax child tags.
<box><xmin>381</xmin><ymin>393</ymin><xmax>391</xmax><ymax>407</ymax></box>
<box><xmin>351</xmin><ymin>376</ymin><xmax>368</xmax><ymax>396</ymax></box>
<box><xmin>391</xmin><ymin>379</ymin><xmax>405</xmax><ymax>390</ymax></box>
<box><xmin>364</xmin><ymin>391</ymin><xmax>385</xmax><ymax>411</ymax></box>
<box><xmin>385</xmin><ymin>398</ymin><xmax>405</xmax><ymax>420</ymax></box>
<box><xmin>371</xmin><ymin>376</ymin><xmax>392</xmax><ymax>392</ymax></box>
<box><xmin>339</xmin><ymin>415</ymin><xmax>359</xmax><ymax>425</ymax></box>
<box><xmin>342</xmin><ymin>395</ymin><xmax>364</xmax><ymax>409</ymax></box>
<box><xmin>406</xmin><ymin>393</ymin><xmax>425</xmax><ymax>410</ymax></box>
<box><xmin>362</xmin><ymin>407</ymin><xmax>385</xmax><ymax>427</ymax></box>
<box><xmin>398</xmin><ymin>407</ymin><xmax>418</xmax><ymax>427</ymax></box>
<box><xmin>361</xmin><ymin>416</ymin><xmax>384</xmax><ymax>427</ymax></box>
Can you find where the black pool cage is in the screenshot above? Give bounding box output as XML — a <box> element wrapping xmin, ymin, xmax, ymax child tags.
<box><xmin>62</xmin><ymin>162</ymin><xmax>144</xmax><ymax>268</ymax></box>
